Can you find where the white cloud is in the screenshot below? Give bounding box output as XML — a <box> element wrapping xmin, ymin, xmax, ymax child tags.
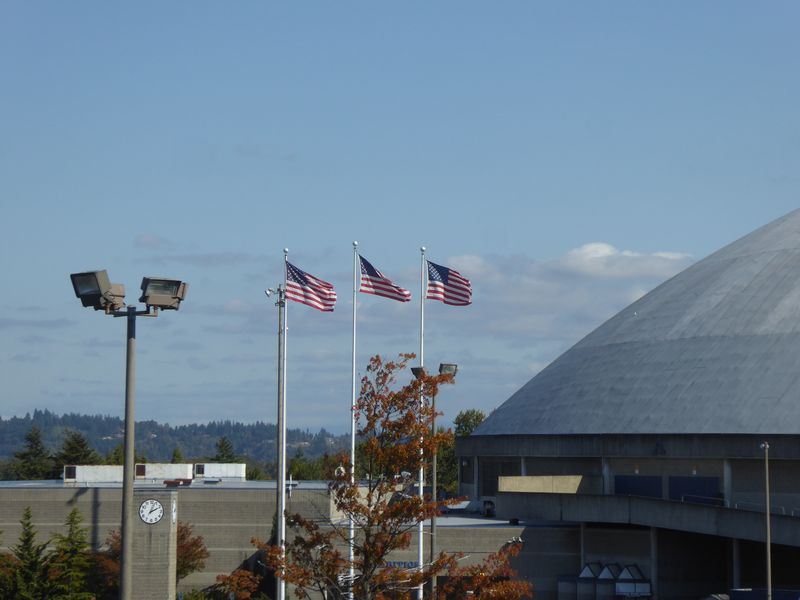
<box><xmin>558</xmin><ymin>243</ymin><xmax>692</xmax><ymax>278</ymax></box>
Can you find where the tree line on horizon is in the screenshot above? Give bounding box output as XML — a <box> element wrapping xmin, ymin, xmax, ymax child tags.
<box><xmin>0</xmin><ymin>408</ymin><xmax>487</xmax><ymax>492</ymax></box>
<box><xmin>0</xmin><ymin>409</ymin><xmax>348</xmax><ymax>466</ymax></box>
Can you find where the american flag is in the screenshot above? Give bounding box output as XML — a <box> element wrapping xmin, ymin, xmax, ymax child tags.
<box><xmin>359</xmin><ymin>255</ymin><xmax>411</xmax><ymax>302</ymax></box>
<box><xmin>285</xmin><ymin>262</ymin><xmax>337</xmax><ymax>311</ymax></box>
<box><xmin>426</xmin><ymin>260</ymin><xmax>472</xmax><ymax>306</ymax></box>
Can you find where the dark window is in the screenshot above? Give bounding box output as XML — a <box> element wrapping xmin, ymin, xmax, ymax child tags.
<box><xmin>480</xmin><ymin>459</ymin><xmax>521</xmax><ymax>496</ymax></box>
<box><xmin>135</xmin><ymin>464</ymin><xmax>146</xmax><ymax>477</ymax></box>
<box><xmin>614</xmin><ymin>475</ymin><xmax>662</xmax><ymax>498</ymax></box>
<box><xmin>460</xmin><ymin>458</ymin><xmax>474</xmax><ymax>484</ymax></box>
<box><xmin>668</xmin><ymin>476</ymin><xmax>721</xmax><ymax>505</ymax></box>
<box><xmin>64</xmin><ymin>465</ymin><xmax>77</xmax><ymax>480</ymax></box>
<box><xmin>195</xmin><ymin>464</ymin><xmax>205</xmax><ymax>476</ymax></box>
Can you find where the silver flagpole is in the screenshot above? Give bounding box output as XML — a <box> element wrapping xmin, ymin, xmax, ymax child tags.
<box><xmin>417</xmin><ymin>246</ymin><xmax>426</xmax><ymax>600</ymax></box>
<box><xmin>276</xmin><ymin>249</ymin><xmax>289</xmax><ymax>600</ymax></box>
<box><xmin>349</xmin><ymin>241</ymin><xmax>358</xmax><ymax>599</ymax></box>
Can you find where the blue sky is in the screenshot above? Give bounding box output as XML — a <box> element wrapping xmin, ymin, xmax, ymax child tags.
<box><xmin>1</xmin><ymin>2</ymin><xmax>798</xmax><ymax>433</ymax></box>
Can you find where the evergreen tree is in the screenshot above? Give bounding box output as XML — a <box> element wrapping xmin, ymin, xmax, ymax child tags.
<box><xmin>11</xmin><ymin>507</ymin><xmax>49</xmax><ymax>600</ymax></box>
<box><xmin>104</xmin><ymin>443</ymin><xmax>146</xmax><ymax>466</ymax></box>
<box><xmin>53</xmin><ymin>431</ymin><xmax>101</xmax><ymax>474</ymax></box>
<box><xmin>12</xmin><ymin>427</ymin><xmax>54</xmax><ymax>480</ymax></box>
<box><xmin>171</xmin><ymin>446</ymin><xmax>185</xmax><ymax>464</ymax></box>
<box><xmin>213</xmin><ymin>436</ymin><xmax>236</xmax><ymax>462</ymax></box>
<box><xmin>46</xmin><ymin>508</ymin><xmax>94</xmax><ymax>600</ymax></box>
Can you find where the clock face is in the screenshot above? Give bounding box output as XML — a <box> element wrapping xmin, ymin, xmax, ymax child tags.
<box><xmin>139</xmin><ymin>499</ymin><xmax>164</xmax><ymax>524</ymax></box>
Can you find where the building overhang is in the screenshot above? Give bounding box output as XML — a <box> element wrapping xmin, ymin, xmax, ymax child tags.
<box><xmin>456</xmin><ymin>433</ymin><xmax>800</xmax><ymax>460</ymax></box>
<box><xmin>495</xmin><ymin>491</ymin><xmax>800</xmax><ymax>547</ymax></box>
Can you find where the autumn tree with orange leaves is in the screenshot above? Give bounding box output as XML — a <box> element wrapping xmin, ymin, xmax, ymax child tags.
<box><xmin>222</xmin><ymin>353</ymin><xmax>531</xmax><ymax>600</ymax></box>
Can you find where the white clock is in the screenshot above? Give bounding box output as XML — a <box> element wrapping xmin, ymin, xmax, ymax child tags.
<box><xmin>139</xmin><ymin>499</ymin><xmax>164</xmax><ymax>524</ymax></box>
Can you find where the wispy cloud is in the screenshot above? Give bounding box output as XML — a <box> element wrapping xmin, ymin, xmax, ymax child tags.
<box><xmin>134</xmin><ymin>234</ymin><xmax>174</xmax><ymax>250</ymax></box>
<box><xmin>0</xmin><ymin>318</ymin><xmax>74</xmax><ymax>330</ymax></box>
<box><xmin>145</xmin><ymin>252</ymin><xmax>256</xmax><ymax>267</ymax></box>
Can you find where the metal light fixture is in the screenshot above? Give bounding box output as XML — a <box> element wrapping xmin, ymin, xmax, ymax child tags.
<box><xmin>139</xmin><ymin>277</ymin><xmax>188</xmax><ymax>310</ymax></box>
<box><xmin>411</xmin><ymin>366</ymin><xmax>426</xmax><ymax>379</ymax></box>
<box><xmin>69</xmin><ymin>268</ymin><xmax>187</xmax><ymax>600</ymax></box>
<box><xmin>70</xmin><ymin>270</ymin><xmax>126</xmax><ymax>311</ymax></box>
<box><xmin>439</xmin><ymin>363</ymin><xmax>458</xmax><ymax>376</ymax></box>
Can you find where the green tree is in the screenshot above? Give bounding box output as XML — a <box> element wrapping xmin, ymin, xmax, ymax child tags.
<box><xmin>11</xmin><ymin>507</ymin><xmax>49</xmax><ymax>600</ymax></box>
<box><xmin>171</xmin><ymin>446</ymin><xmax>185</xmax><ymax>464</ymax></box>
<box><xmin>12</xmin><ymin>427</ymin><xmax>54</xmax><ymax>480</ymax></box>
<box><xmin>438</xmin><ymin>409</ymin><xmax>487</xmax><ymax>494</ymax></box>
<box><xmin>436</xmin><ymin>425</ymin><xmax>459</xmax><ymax>495</ymax></box>
<box><xmin>46</xmin><ymin>508</ymin><xmax>94</xmax><ymax>600</ymax></box>
<box><xmin>213</xmin><ymin>436</ymin><xmax>236</xmax><ymax>462</ymax></box>
<box><xmin>53</xmin><ymin>431</ymin><xmax>101</xmax><ymax>474</ymax></box>
<box><xmin>104</xmin><ymin>443</ymin><xmax>146</xmax><ymax>466</ymax></box>
<box><xmin>287</xmin><ymin>449</ymin><xmax>324</xmax><ymax>480</ymax></box>
<box><xmin>454</xmin><ymin>408</ymin><xmax>486</xmax><ymax>436</ymax></box>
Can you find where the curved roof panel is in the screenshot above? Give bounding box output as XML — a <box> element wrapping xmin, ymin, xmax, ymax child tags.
<box><xmin>476</xmin><ymin>210</ymin><xmax>800</xmax><ymax>435</ymax></box>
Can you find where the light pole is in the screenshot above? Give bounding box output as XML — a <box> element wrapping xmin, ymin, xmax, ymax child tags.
<box><xmin>411</xmin><ymin>362</ymin><xmax>457</xmax><ymax>599</ymax></box>
<box><xmin>430</xmin><ymin>363</ymin><xmax>457</xmax><ymax>599</ymax></box>
<box><xmin>70</xmin><ymin>271</ymin><xmax>188</xmax><ymax>600</ymax></box>
<box><xmin>760</xmin><ymin>441</ymin><xmax>772</xmax><ymax>600</ymax></box>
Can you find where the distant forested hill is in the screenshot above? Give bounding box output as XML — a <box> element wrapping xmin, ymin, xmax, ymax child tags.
<box><xmin>0</xmin><ymin>409</ymin><xmax>348</xmax><ymax>463</ymax></box>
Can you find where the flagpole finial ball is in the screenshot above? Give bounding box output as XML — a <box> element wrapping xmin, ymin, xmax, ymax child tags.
<box><xmin>284</xmin><ymin>248</ymin><xmax>289</xmax><ymax>254</ymax></box>
<box><xmin>353</xmin><ymin>241</ymin><xmax>358</xmax><ymax>248</ymax></box>
<box><xmin>421</xmin><ymin>246</ymin><xmax>426</xmax><ymax>252</ymax></box>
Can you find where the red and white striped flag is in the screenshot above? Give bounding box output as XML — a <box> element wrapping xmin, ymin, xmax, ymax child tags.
<box><xmin>359</xmin><ymin>255</ymin><xmax>411</xmax><ymax>302</ymax></box>
<box><xmin>426</xmin><ymin>260</ymin><xmax>472</xmax><ymax>306</ymax></box>
<box><xmin>286</xmin><ymin>262</ymin><xmax>337</xmax><ymax>311</ymax></box>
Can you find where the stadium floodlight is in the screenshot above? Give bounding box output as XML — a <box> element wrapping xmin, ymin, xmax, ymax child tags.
<box><xmin>69</xmin><ymin>268</ymin><xmax>187</xmax><ymax>600</ymax></box>
<box><xmin>70</xmin><ymin>270</ymin><xmax>126</xmax><ymax>311</ymax></box>
<box><xmin>439</xmin><ymin>363</ymin><xmax>458</xmax><ymax>376</ymax></box>
<box><xmin>139</xmin><ymin>277</ymin><xmax>188</xmax><ymax>310</ymax></box>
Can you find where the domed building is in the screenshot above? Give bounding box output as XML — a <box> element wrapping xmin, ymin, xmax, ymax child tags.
<box><xmin>457</xmin><ymin>210</ymin><xmax>800</xmax><ymax>600</ymax></box>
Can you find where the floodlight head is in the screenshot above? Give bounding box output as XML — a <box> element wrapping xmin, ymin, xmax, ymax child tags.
<box><xmin>411</xmin><ymin>367</ymin><xmax>426</xmax><ymax>379</ymax></box>
<box><xmin>139</xmin><ymin>277</ymin><xmax>188</xmax><ymax>310</ymax></box>
<box><xmin>439</xmin><ymin>363</ymin><xmax>458</xmax><ymax>377</ymax></box>
<box><xmin>70</xmin><ymin>270</ymin><xmax>126</xmax><ymax>311</ymax></box>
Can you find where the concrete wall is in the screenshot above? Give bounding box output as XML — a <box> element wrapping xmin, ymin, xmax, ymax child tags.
<box><xmin>0</xmin><ymin>486</ymin><xmax>538</xmax><ymax>596</ymax></box>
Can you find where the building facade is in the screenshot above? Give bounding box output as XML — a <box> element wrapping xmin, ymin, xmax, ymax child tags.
<box><xmin>457</xmin><ymin>210</ymin><xmax>800</xmax><ymax>599</ymax></box>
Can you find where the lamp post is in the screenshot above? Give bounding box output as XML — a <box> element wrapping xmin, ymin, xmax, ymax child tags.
<box><xmin>411</xmin><ymin>362</ymin><xmax>457</xmax><ymax>599</ymax></box>
<box><xmin>70</xmin><ymin>271</ymin><xmax>188</xmax><ymax>600</ymax></box>
<box><xmin>431</xmin><ymin>363</ymin><xmax>457</xmax><ymax>598</ymax></box>
<box><xmin>760</xmin><ymin>441</ymin><xmax>772</xmax><ymax>600</ymax></box>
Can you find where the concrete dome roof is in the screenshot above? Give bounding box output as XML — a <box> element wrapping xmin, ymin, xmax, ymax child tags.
<box><xmin>475</xmin><ymin>210</ymin><xmax>800</xmax><ymax>436</ymax></box>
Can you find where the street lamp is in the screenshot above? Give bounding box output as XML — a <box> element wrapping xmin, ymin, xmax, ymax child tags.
<box><xmin>760</xmin><ymin>441</ymin><xmax>772</xmax><ymax>600</ymax></box>
<box><xmin>411</xmin><ymin>362</ymin><xmax>458</xmax><ymax>599</ymax></box>
<box><xmin>70</xmin><ymin>270</ymin><xmax>188</xmax><ymax>600</ymax></box>
<box><xmin>432</xmin><ymin>363</ymin><xmax>457</xmax><ymax>598</ymax></box>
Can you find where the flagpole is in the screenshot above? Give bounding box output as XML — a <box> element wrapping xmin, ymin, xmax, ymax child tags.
<box><xmin>276</xmin><ymin>249</ymin><xmax>288</xmax><ymax>600</ymax></box>
<box><xmin>349</xmin><ymin>241</ymin><xmax>358</xmax><ymax>598</ymax></box>
<box><xmin>417</xmin><ymin>246</ymin><xmax>426</xmax><ymax>600</ymax></box>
